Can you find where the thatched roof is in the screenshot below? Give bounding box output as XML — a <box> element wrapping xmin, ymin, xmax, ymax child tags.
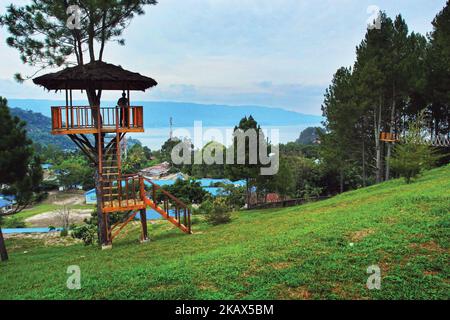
<box><xmin>33</xmin><ymin>61</ymin><xmax>158</xmax><ymax>91</ymax></box>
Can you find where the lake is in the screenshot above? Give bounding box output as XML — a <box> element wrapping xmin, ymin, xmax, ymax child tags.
<box><xmin>129</xmin><ymin>124</ymin><xmax>321</xmax><ymax>150</ymax></box>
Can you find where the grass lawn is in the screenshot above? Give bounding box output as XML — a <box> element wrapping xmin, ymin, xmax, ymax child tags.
<box><xmin>0</xmin><ymin>165</ymin><xmax>449</xmax><ymax>299</ymax></box>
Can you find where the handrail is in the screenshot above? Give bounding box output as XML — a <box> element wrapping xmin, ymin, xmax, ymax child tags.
<box><xmin>142</xmin><ymin>176</ymin><xmax>191</xmax><ymax>233</ymax></box>
<box><xmin>51</xmin><ymin>106</ymin><xmax>143</xmax><ymax>131</ymax></box>
<box><xmin>143</xmin><ymin>177</ymin><xmax>188</xmax><ymax>208</ymax></box>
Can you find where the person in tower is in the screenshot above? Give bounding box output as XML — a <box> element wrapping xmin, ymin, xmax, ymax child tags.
<box><xmin>117</xmin><ymin>91</ymin><xmax>129</xmax><ymax>127</ymax></box>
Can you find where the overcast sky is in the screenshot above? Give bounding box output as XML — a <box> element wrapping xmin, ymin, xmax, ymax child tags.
<box><xmin>0</xmin><ymin>0</ymin><xmax>446</xmax><ymax>115</ymax></box>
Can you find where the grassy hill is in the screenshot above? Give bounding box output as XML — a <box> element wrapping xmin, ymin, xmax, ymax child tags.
<box><xmin>1</xmin><ymin>166</ymin><xmax>449</xmax><ymax>300</ymax></box>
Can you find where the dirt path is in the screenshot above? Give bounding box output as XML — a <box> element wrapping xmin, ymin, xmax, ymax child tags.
<box><xmin>25</xmin><ymin>209</ymin><xmax>92</xmax><ymax>227</ymax></box>
<box><xmin>24</xmin><ymin>191</ymin><xmax>93</xmax><ymax>227</ymax></box>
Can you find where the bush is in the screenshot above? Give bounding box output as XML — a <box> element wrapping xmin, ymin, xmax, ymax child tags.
<box><xmin>3</xmin><ymin>217</ymin><xmax>26</xmax><ymax>228</ymax></box>
<box><xmin>390</xmin><ymin>113</ymin><xmax>440</xmax><ymax>184</ymax></box>
<box><xmin>197</xmin><ymin>199</ymin><xmax>214</xmax><ymax>215</ymax></box>
<box><xmin>60</xmin><ymin>228</ymin><xmax>69</xmax><ymax>237</ymax></box>
<box><xmin>204</xmin><ymin>197</ymin><xmax>232</xmax><ymax>226</ymax></box>
<box><xmin>71</xmin><ymin>224</ymin><xmax>97</xmax><ymax>246</ymax></box>
<box><xmin>218</xmin><ymin>185</ymin><xmax>246</xmax><ymax>210</ymax></box>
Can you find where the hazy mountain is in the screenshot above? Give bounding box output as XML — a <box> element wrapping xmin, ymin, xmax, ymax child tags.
<box><xmin>9</xmin><ymin>107</ymin><xmax>75</xmax><ymax>150</ymax></box>
<box><xmin>7</xmin><ymin>99</ymin><xmax>323</xmax><ymax>127</ymax></box>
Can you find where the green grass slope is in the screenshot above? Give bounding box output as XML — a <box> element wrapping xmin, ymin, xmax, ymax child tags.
<box><xmin>1</xmin><ymin>166</ymin><xmax>449</xmax><ymax>300</ymax></box>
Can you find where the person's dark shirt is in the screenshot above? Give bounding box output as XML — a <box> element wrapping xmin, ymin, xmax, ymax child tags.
<box><xmin>117</xmin><ymin>97</ymin><xmax>128</xmax><ymax>107</ymax></box>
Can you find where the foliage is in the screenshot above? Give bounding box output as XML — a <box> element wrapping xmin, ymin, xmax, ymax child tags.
<box><xmin>0</xmin><ymin>97</ymin><xmax>43</xmax><ymax>214</ymax></box>
<box><xmin>390</xmin><ymin>114</ymin><xmax>440</xmax><ymax>183</ymax></box>
<box><xmin>217</xmin><ymin>185</ymin><xmax>246</xmax><ymax>210</ymax></box>
<box><xmin>203</xmin><ymin>197</ymin><xmax>232</xmax><ymax>226</ymax></box>
<box><xmin>0</xmin><ymin>0</ymin><xmax>157</xmax><ymax>79</ymax></box>
<box><xmin>161</xmin><ymin>179</ymin><xmax>207</xmax><ymax>204</ymax></box>
<box><xmin>123</xmin><ymin>143</ymin><xmax>152</xmax><ymax>174</ymax></box>
<box><xmin>188</xmin><ymin>141</ymin><xmax>226</xmax><ymax>178</ymax></box>
<box><xmin>54</xmin><ymin>156</ymin><xmax>94</xmax><ymax>190</ymax></box>
<box><xmin>279</xmin><ymin>141</ymin><xmax>320</xmax><ymax>159</ymax></box>
<box><xmin>2</xmin><ymin>216</ymin><xmax>26</xmax><ymax>228</ymax></box>
<box><xmin>196</xmin><ymin>199</ymin><xmax>214</xmax><ymax>216</ymax></box>
<box><xmin>71</xmin><ymin>224</ymin><xmax>97</xmax><ymax>246</ymax></box>
<box><xmin>319</xmin><ymin>7</ymin><xmax>450</xmax><ymax>191</ymax></box>
<box><xmin>0</xmin><ymin>97</ymin><xmax>33</xmax><ymax>184</ymax></box>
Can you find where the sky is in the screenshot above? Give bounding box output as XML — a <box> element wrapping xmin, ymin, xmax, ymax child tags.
<box><xmin>0</xmin><ymin>0</ymin><xmax>446</xmax><ymax>115</ymax></box>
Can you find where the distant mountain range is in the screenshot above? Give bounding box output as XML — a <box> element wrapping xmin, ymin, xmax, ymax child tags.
<box><xmin>7</xmin><ymin>99</ymin><xmax>323</xmax><ymax>128</ymax></box>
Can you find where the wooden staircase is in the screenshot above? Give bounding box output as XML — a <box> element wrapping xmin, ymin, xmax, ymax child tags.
<box><xmin>92</xmin><ymin>107</ymin><xmax>191</xmax><ymax>243</ymax></box>
<box><xmin>143</xmin><ymin>178</ymin><xmax>192</xmax><ymax>234</ymax></box>
<box><xmin>101</xmin><ymin>133</ymin><xmax>122</xmax><ymax>208</ymax></box>
<box><xmin>101</xmin><ymin>178</ymin><xmax>192</xmax><ymax>242</ymax></box>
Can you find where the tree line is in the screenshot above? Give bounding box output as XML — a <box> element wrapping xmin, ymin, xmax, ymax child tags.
<box><xmin>320</xmin><ymin>5</ymin><xmax>450</xmax><ymax>192</ymax></box>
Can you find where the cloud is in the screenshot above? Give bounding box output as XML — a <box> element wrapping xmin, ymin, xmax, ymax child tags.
<box><xmin>0</xmin><ymin>0</ymin><xmax>445</xmax><ymax>115</ymax></box>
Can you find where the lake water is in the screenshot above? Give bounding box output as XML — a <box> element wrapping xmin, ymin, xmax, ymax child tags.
<box><xmin>129</xmin><ymin>124</ymin><xmax>321</xmax><ymax>150</ymax></box>
<box><xmin>2</xmin><ymin>227</ymin><xmax>62</xmax><ymax>234</ymax></box>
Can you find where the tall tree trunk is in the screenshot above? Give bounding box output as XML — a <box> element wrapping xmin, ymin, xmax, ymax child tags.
<box><xmin>385</xmin><ymin>84</ymin><xmax>396</xmax><ymax>181</ymax></box>
<box><xmin>362</xmin><ymin>130</ymin><xmax>367</xmax><ymax>187</ymax></box>
<box><xmin>0</xmin><ymin>227</ymin><xmax>8</xmax><ymax>262</ymax></box>
<box><xmin>339</xmin><ymin>169</ymin><xmax>344</xmax><ymax>194</ymax></box>
<box><xmin>374</xmin><ymin>99</ymin><xmax>383</xmax><ymax>183</ymax></box>
<box><xmin>86</xmin><ymin>88</ymin><xmax>110</xmax><ymax>247</ymax></box>
<box><xmin>94</xmin><ymin>169</ymin><xmax>109</xmax><ymax>246</ymax></box>
<box><xmin>246</xmin><ymin>177</ymin><xmax>250</xmax><ymax>209</ymax></box>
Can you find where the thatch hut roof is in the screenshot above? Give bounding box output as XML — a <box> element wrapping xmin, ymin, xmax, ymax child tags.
<box><xmin>33</xmin><ymin>61</ymin><xmax>158</xmax><ymax>91</ymax></box>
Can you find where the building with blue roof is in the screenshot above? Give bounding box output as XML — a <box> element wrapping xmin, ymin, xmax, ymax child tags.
<box><xmin>0</xmin><ymin>199</ymin><xmax>13</xmax><ymax>214</ymax></box>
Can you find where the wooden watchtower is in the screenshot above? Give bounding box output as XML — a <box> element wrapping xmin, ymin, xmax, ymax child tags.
<box><xmin>33</xmin><ymin>61</ymin><xmax>191</xmax><ymax>247</ymax></box>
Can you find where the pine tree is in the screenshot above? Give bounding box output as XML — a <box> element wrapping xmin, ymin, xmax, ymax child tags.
<box><xmin>390</xmin><ymin>113</ymin><xmax>439</xmax><ymax>183</ymax></box>
<box><xmin>0</xmin><ymin>97</ymin><xmax>42</xmax><ymax>262</ymax></box>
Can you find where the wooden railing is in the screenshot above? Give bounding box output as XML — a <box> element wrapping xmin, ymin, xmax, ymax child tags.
<box><xmin>143</xmin><ymin>177</ymin><xmax>192</xmax><ymax>234</ymax></box>
<box><xmin>101</xmin><ymin>174</ymin><xmax>144</xmax><ymax>212</ymax></box>
<box><xmin>379</xmin><ymin>132</ymin><xmax>400</xmax><ymax>142</ymax></box>
<box><xmin>51</xmin><ymin>106</ymin><xmax>143</xmax><ymax>131</ymax></box>
<box><xmin>99</xmin><ymin>175</ymin><xmax>191</xmax><ymax>233</ymax></box>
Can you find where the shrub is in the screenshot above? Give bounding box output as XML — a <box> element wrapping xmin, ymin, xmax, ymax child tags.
<box><xmin>390</xmin><ymin>112</ymin><xmax>440</xmax><ymax>184</ymax></box>
<box><xmin>71</xmin><ymin>224</ymin><xmax>97</xmax><ymax>246</ymax></box>
<box><xmin>197</xmin><ymin>199</ymin><xmax>214</xmax><ymax>215</ymax></box>
<box><xmin>60</xmin><ymin>228</ymin><xmax>69</xmax><ymax>237</ymax></box>
<box><xmin>204</xmin><ymin>197</ymin><xmax>232</xmax><ymax>226</ymax></box>
<box><xmin>3</xmin><ymin>217</ymin><xmax>26</xmax><ymax>228</ymax></box>
<box><xmin>218</xmin><ymin>185</ymin><xmax>246</xmax><ymax>210</ymax></box>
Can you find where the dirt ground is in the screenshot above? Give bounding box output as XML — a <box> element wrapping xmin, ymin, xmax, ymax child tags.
<box><xmin>3</xmin><ymin>232</ymin><xmax>82</xmax><ymax>246</ymax></box>
<box><xmin>25</xmin><ymin>190</ymin><xmax>94</xmax><ymax>227</ymax></box>
<box><xmin>25</xmin><ymin>209</ymin><xmax>92</xmax><ymax>227</ymax></box>
<box><xmin>44</xmin><ymin>190</ymin><xmax>86</xmax><ymax>206</ymax></box>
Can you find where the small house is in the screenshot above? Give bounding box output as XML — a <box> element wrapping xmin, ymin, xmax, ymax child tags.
<box><xmin>0</xmin><ymin>199</ymin><xmax>13</xmax><ymax>214</ymax></box>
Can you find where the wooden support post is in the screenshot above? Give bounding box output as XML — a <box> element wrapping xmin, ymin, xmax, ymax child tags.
<box><xmin>139</xmin><ymin>209</ymin><xmax>149</xmax><ymax>243</ymax></box>
<box><xmin>101</xmin><ymin>212</ymin><xmax>112</xmax><ymax>249</ymax></box>
<box><xmin>188</xmin><ymin>208</ymin><xmax>191</xmax><ymax>233</ymax></box>
<box><xmin>0</xmin><ymin>227</ymin><xmax>8</xmax><ymax>262</ymax></box>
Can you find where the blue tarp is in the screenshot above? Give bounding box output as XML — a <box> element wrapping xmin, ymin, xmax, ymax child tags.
<box><xmin>0</xmin><ymin>199</ymin><xmax>12</xmax><ymax>208</ymax></box>
<box><xmin>2</xmin><ymin>227</ymin><xmax>63</xmax><ymax>234</ymax></box>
